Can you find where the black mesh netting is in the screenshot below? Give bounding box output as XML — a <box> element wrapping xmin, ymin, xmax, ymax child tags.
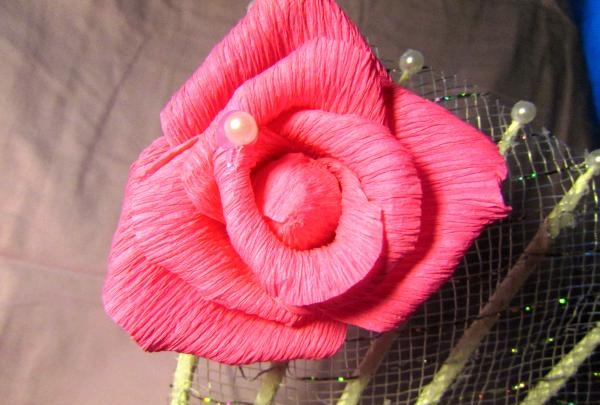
<box><xmin>181</xmin><ymin>67</ymin><xmax>600</xmax><ymax>405</ymax></box>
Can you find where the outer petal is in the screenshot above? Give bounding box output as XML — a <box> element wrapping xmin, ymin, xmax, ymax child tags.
<box><xmin>128</xmin><ymin>145</ymin><xmax>302</xmax><ymax>325</ymax></box>
<box><xmin>181</xmin><ymin>37</ymin><xmax>385</xmax><ymax>225</ymax></box>
<box><xmin>104</xmin><ymin>202</ymin><xmax>346</xmax><ymax>365</ymax></box>
<box><xmin>180</xmin><ymin>134</ymin><xmax>225</xmax><ymax>223</ymax></box>
<box><xmin>225</xmin><ymin>39</ymin><xmax>386</xmax><ymax>126</ymax></box>
<box><xmin>316</xmin><ymin>85</ymin><xmax>509</xmax><ymax>331</ymax></box>
<box><xmin>161</xmin><ymin>0</ymin><xmax>387</xmax><ymax>145</ymax></box>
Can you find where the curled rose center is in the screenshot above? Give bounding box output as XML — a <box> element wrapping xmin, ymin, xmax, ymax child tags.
<box><xmin>252</xmin><ymin>153</ymin><xmax>342</xmax><ymax>250</ymax></box>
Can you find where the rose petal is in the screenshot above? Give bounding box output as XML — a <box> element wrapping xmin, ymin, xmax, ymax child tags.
<box><xmin>180</xmin><ymin>135</ymin><xmax>225</xmax><ymax>223</ymax></box>
<box><xmin>125</xmin><ymin>139</ymin><xmax>303</xmax><ymax>325</ymax></box>
<box><xmin>182</xmin><ymin>129</ymin><xmax>294</xmax><ymax>223</ymax></box>
<box><xmin>182</xmin><ymin>37</ymin><xmax>387</xmax><ymax>224</ymax></box>
<box><xmin>224</xmin><ymin>38</ymin><xmax>386</xmax><ymax>126</ymax></box>
<box><xmin>104</xmin><ymin>206</ymin><xmax>346</xmax><ymax>365</ymax></box>
<box><xmin>252</xmin><ymin>153</ymin><xmax>342</xmax><ymax>250</ymax></box>
<box><xmin>317</xmin><ymin>85</ymin><xmax>509</xmax><ymax>331</ymax></box>
<box><xmin>161</xmin><ymin>0</ymin><xmax>387</xmax><ymax>145</ymax></box>
<box><xmin>214</xmin><ymin>149</ymin><xmax>384</xmax><ymax>307</ymax></box>
<box><xmin>271</xmin><ymin>110</ymin><xmax>422</xmax><ymax>269</ymax></box>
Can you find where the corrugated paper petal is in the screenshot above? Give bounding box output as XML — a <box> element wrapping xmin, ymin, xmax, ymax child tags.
<box><xmin>104</xmin><ymin>0</ymin><xmax>509</xmax><ymax>364</ymax></box>
<box><xmin>315</xmin><ymin>86</ymin><xmax>509</xmax><ymax>331</ymax></box>
<box><xmin>161</xmin><ymin>0</ymin><xmax>387</xmax><ymax>145</ymax></box>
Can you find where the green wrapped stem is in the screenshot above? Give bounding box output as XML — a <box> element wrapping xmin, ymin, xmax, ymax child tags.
<box><xmin>254</xmin><ymin>362</ymin><xmax>287</xmax><ymax>405</ymax></box>
<box><xmin>170</xmin><ymin>353</ymin><xmax>198</xmax><ymax>405</ymax></box>
<box><xmin>519</xmin><ymin>322</ymin><xmax>600</xmax><ymax>405</ymax></box>
<box><xmin>415</xmin><ymin>164</ymin><xmax>599</xmax><ymax>405</ymax></box>
<box><xmin>336</xmin><ymin>331</ymin><xmax>398</xmax><ymax>405</ymax></box>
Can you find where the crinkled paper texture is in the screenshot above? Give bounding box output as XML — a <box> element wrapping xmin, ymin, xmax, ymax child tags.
<box><xmin>103</xmin><ymin>0</ymin><xmax>509</xmax><ymax>365</ymax></box>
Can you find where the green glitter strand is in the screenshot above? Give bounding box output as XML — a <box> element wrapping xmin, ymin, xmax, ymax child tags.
<box><xmin>170</xmin><ymin>353</ymin><xmax>198</xmax><ymax>405</ymax></box>
<box><xmin>433</xmin><ymin>92</ymin><xmax>475</xmax><ymax>103</ymax></box>
<box><xmin>515</xmin><ymin>172</ymin><xmax>538</xmax><ymax>181</ymax></box>
<box><xmin>518</xmin><ymin>322</ymin><xmax>600</xmax><ymax>405</ymax></box>
<box><xmin>414</xmin><ymin>164</ymin><xmax>599</xmax><ymax>405</ymax></box>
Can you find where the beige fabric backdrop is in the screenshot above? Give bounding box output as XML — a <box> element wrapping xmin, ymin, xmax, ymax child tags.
<box><xmin>0</xmin><ymin>0</ymin><xmax>595</xmax><ymax>404</ymax></box>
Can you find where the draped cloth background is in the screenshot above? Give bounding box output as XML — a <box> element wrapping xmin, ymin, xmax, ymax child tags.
<box><xmin>0</xmin><ymin>1</ymin><xmax>596</xmax><ymax>404</ymax></box>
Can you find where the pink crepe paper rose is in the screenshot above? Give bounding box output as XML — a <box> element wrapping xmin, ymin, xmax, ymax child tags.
<box><xmin>103</xmin><ymin>0</ymin><xmax>509</xmax><ymax>365</ymax></box>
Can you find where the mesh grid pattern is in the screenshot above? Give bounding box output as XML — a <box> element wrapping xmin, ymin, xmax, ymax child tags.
<box><xmin>183</xmin><ymin>68</ymin><xmax>599</xmax><ymax>405</ymax></box>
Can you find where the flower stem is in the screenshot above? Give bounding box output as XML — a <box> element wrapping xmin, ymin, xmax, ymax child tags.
<box><xmin>497</xmin><ymin>121</ymin><xmax>521</xmax><ymax>156</ymax></box>
<box><xmin>253</xmin><ymin>362</ymin><xmax>287</xmax><ymax>405</ymax></box>
<box><xmin>170</xmin><ymin>353</ymin><xmax>198</xmax><ymax>405</ymax></box>
<box><xmin>336</xmin><ymin>331</ymin><xmax>398</xmax><ymax>405</ymax></box>
<box><xmin>518</xmin><ymin>322</ymin><xmax>600</xmax><ymax>405</ymax></box>
<box><xmin>398</xmin><ymin>70</ymin><xmax>411</xmax><ymax>85</ymax></box>
<box><xmin>414</xmin><ymin>164</ymin><xmax>599</xmax><ymax>405</ymax></box>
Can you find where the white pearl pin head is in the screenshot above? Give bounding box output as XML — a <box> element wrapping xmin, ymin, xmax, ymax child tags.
<box><xmin>585</xmin><ymin>149</ymin><xmax>600</xmax><ymax>173</ymax></box>
<box><xmin>222</xmin><ymin>111</ymin><xmax>259</xmax><ymax>147</ymax></box>
<box><xmin>511</xmin><ymin>101</ymin><xmax>537</xmax><ymax>125</ymax></box>
<box><xmin>399</xmin><ymin>49</ymin><xmax>425</xmax><ymax>76</ymax></box>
